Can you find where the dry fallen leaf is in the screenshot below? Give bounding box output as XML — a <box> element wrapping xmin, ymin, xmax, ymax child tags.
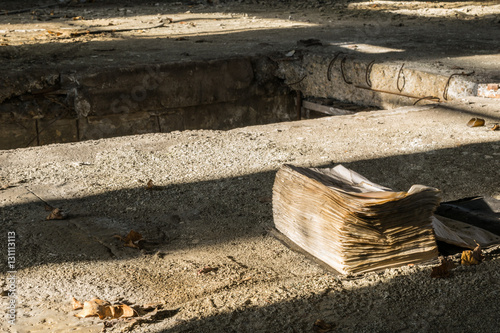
<box><xmin>462</xmin><ymin>242</ymin><xmax>484</xmax><ymax>265</ymax></box>
<box><xmin>46</xmin><ymin>208</ymin><xmax>68</xmax><ymax>220</ymax></box>
<box><xmin>46</xmin><ymin>30</ymin><xmax>62</xmax><ymax>36</ymax></box>
<box><xmin>467</xmin><ymin>118</ymin><xmax>485</xmax><ymax>127</ymax></box>
<box><xmin>473</xmin><ymin>243</ymin><xmax>484</xmax><ymax>262</ymax></box>
<box><xmin>491</xmin><ymin>124</ymin><xmax>499</xmax><ymax>131</ymax></box>
<box><xmin>74</xmin><ymin>298</ymin><xmax>137</xmax><ymax>320</ymax></box>
<box><xmin>146</xmin><ymin>179</ymin><xmax>154</xmax><ymax>190</ymax></box>
<box><xmin>313</xmin><ymin>319</ymin><xmax>334</xmax><ymax>333</ymax></box>
<box><xmin>124</xmin><ymin>240</ymin><xmax>140</xmax><ymax>249</ymax></box>
<box><xmin>75</xmin><ymin>299</ymin><xmax>111</xmax><ymax>318</ymax></box>
<box><xmin>107</xmin><ymin>304</ymin><xmax>136</xmax><ymax>319</ymax></box>
<box><xmin>124</xmin><ymin>230</ymin><xmax>142</xmax><ymax>243</ymax></box>
<box><xmin>113</xmin><ymin>230</ymin><xmax>143</xmax><ymax>249</ymax></box>
<box><xmin>72</xmin><ymin>297</ymin><xmax>84</xmax><ymax>310</ymax></box>
<box><xmin>198</xmin><ymin>266</ymin><xmax>218</xmax><ymax>275</ymax></box>
<box><xmin>430</xmin><ymin>257</ymin><xmax>456</xmax><ymax>278</ymax></box>
<box><xmin>461</xmin><ymin>250</ymin><xmax>478</xmax><ymax>265</ymax></box>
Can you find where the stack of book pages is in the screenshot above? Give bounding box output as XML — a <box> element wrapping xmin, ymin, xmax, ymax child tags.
<box><xmin>272</xmin><ymin>164</ymin><xmax>441</xmax><ymax>275</ymax></box>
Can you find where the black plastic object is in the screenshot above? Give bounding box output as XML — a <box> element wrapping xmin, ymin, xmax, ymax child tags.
<box><xmin>435</xmin><ymin>196</ymin><xmax>500</xmax><ymax>236</ymax></box>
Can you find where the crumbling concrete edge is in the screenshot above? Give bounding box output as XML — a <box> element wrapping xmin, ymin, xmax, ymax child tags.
<box><xmin>276</xmin><ymin>51</ymin><xmax>486</xmax><ymax>109</ymax></box>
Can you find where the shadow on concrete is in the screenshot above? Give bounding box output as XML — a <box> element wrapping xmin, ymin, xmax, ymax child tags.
<box><xmin>1</xmin><ymin>140</ymin><xmax>498</xmax><ymax>271</ymax></box>
<box><xmin>158</xmin><ymin>265</ymin><xmax>500</xmax><ymax>332</ymax></box>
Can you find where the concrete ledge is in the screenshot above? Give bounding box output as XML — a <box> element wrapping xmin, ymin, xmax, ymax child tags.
<box><xmin>278</xmin><ymin>53</ymin><xmax>478</xmax><ymax>108</ymax></box>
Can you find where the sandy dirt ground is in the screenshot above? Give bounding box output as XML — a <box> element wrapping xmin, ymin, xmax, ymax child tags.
<box><xmin>1</xmin><ymin>1</ymin><xmax>500</xmax><ymax>333</ymax></box>
<box><xmin>0</xmin><ymin>0</ymin><xmax>499</xmax><ymax>75</ymax></box>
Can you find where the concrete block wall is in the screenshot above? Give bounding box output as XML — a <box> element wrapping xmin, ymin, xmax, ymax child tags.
<box><xmin>0</xmin><ymin>56</ymin><xmax>295</xmax><ymax>150</ymax></box>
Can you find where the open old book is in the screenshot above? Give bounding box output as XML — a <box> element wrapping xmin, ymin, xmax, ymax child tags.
<box><xmin>272</xmin><ymin>164</ymin><xmax>442</xmax><ymax>275</ymax></box>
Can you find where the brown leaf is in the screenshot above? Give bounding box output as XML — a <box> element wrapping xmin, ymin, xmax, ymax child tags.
<box><xmin>124</xmin><ymin>230</ymin><xmax>143</xmax><ymax>243</ymax></box>
<box><xmin>491</xmin><ymin>124</ymin><xmax>499</xmax><ymax>131</ymax></box>
<box><xmin>472</xmin><ymin>243</ymin><xmax>484</xmax><ymax>262</ymax></box>
<box><xmin>198</xmin><ymin>266</ymin><xmax>218</xmax><ymax>275</ymax></box>
<box><xmin>114</xmin><ymin>230</ymin><xmax>143</xmax><ymax>249</ymax></box>
<box><xmin>72</xmin><ymin>297</ymin><xmax>84</xmax><ymax>310</ymax></box>
<box><xmin>75</xmin><ymin>299</ymin><xmax>111</xmax><ymax>318</ymax></box>
<box><xmin>462</xmin><ymin>242</ymin><xmax>484</xmax><ymax>265</ymax></box>
<box><xmin>46</xmin><ymin>208</ymin><xmax>68</xmax><ymax>220</ymax></box>
<box><xmin>430</xmin><ymin>257</ymin><xmax>456</xmax><ymax>278</ymax></box>
<box><xmin>44</xmin><ymin>203</ymin><xmax>54</xmax><ymax>211</ymax></box>
<box><xmin>146</xmin><ymin>179</ymin><xmax>154</xmax><ymax>190</ymax></box>
<box><xmin>124</xmin><ymin>239</ymin><xmax>140</xmax><ymax>249</ymax></box>
<box><xmin>313</xmin><ymin>319</ymin><xmax>334</xmax><ymax>333</ymax></box>
<box><xmin>461</xmin><ymin>250</ymin><xmax>479</xmax><ymax>265</ymax></box>
<box><xmin>46</xmin><ymin>30</ymin><xmax>62</xmax><ymax>36</ymax></box>
<box><xmin>467</xmin><ymin>118</ymin><xmax>485</xmax><ymax>127</ymax></box>
<box><xmin>74</xmin><ymin>299</ymin><xmax>137</xmax><ymax>320</ymax></box>
<box><xmin>107</xmin><ymin>304</ymin><xmax>136</xmax><ymax>319</ymax></box>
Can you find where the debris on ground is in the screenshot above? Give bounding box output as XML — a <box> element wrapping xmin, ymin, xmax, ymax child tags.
<box><xmin>198</xmin><ymin>266</ymin><xmax>218</xmax><ymax>275</ymax></box>
<box><xmin>73</xmin><ymin>298</ymin><xmax>137</xmax><ymax>320</ymax></box>
<box><xmin>430</xmin><ymin>257</ymin><xmax>457</xmax><ymax>278</ymax></box>
<box><xmin>467</xmin><ymin>118</ymin><xmax>485</xmax><ymax>127</ymax></box>
<box><xmin>46</xmin><ymin>207</ymin><xmax>68</xmax><ymax>220</ymax></box>
<box><xmin>73</xmin><ymin>298</ymin><xmax>135</xmax><ymax>319</ymax></box>
<box><xmin>461</xmin><ymin>242</ymin><xmax>484</xmax><ymax>265</ymax></box>
<box><xmin>113</xmin><ymin>230</ymin><xmax>143</xmax><ymax>249</ymax></box>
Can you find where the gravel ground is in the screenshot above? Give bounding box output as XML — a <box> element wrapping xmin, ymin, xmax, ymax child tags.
<box><xmin>1</xmin><ymin>99</ymin><xmax>500</xmax><ymax>332</ymax></box>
